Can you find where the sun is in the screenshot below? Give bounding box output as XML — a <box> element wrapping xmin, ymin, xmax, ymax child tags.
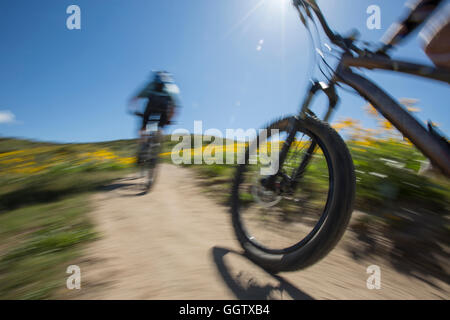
<box><xmin>266</xmin><ymin>0</ymin><xmax>291</xmax><ymax>10</ymax></box>
<box><xmin>225</xmin><ymin>0</ymin><xmax>291</xmax><ymax>38</ymax></box>
<box><xmin>263</xmin><ymin>0</ymin><xmax>291</xmax><ymax>18</ymax></box>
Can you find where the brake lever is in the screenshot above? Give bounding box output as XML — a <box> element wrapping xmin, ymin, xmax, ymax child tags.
<box><xmin>346</xmin><ymin>28</ymin><xmax>361</xmax><ymax>41</ymax></box>
<box><xmin>132</xmin><ymin>111</ymin><xmax>145</xmax><ymax>117</ymax></box>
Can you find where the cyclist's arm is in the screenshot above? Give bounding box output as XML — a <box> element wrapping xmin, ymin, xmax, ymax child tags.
<box><xmin>128</xmin><ymin>82</ymin><xmax>155</xmax><ymax>114</ymax></box>
<box><xmin>381</xmin><ymin>0</ymin><xmax>444</xmax><ymax>48</ymax></box>
<box><xmin>135</xmin><ymin>82</ymin><xmax>155</xmax><ymax>99</ymax></box>
<box><xmin>127</xmin><ymin>96</ymin><xmax>139</xmax><ymax>114</ymax></box>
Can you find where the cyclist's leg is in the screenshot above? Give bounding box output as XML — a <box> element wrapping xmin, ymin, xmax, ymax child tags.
<box><xmin>158</xmin><ymin>111</ymin><xmax>168</xmax><ymax>128</ymax></box>
<box><xmin>141</xmin><ymin>101</ymin><xmax>153</xmax><ymax>131</ymax></box>
<box><xmin>420</xmin><ymin>3</ymin><xmax>450</xmax><ymax>69</ymax></box>
<box><xmin>137</xmin><ymin>106</ymin><xmax>154</xmax><ymax>165</ymax></box>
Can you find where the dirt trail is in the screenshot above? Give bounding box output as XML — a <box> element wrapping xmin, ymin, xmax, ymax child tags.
<box><xmin>67</xmin><ymin>164</ymin><xmax>449</xmax><ymax>300</ymax></box>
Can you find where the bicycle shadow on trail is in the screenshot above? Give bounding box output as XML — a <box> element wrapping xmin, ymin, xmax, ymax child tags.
<box><xmin>211</xmin><ymin>247</ymin><xmax>314</xmax><ymax>300</ymax></box>
<box><xmin>100</xmin><ymin>176</ymin><xmax>148</xmax><ymax>197</ymax></box>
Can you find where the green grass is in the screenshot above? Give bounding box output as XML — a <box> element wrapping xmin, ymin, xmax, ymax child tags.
<box><xmin>0</xmin><ymin>196</ymin><xmax>96</xmax><ymax>299</ymax></box>
<box><xmin>0</xmin><ymin>137</ymin><xmax>138</xmax><ymax>299</ymax></box>
<box><xmin>348</xmin><ymin>140</ymin><xmax>450</xmax><ymax>214</ymax></box>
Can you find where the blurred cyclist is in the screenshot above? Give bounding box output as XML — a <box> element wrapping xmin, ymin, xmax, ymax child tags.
<box><xmin>378</xmin><ymin>0</ymin><xmax>450</xmax><ymax>69</ymax></box>
<box><xmin>129</xmin><ymin>71</ymin><xmax>180</xmax><ymax>134</ymax></box>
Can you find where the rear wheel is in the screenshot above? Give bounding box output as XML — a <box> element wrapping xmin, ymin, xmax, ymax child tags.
<box><xmin>231</xmin><ymin>116</ymin><xmax>355</xmax><ymax>272</ymax></box>
<box><xmin>138</xmin><ymin>131</ymin><xmax>161</xmax><ymax>192</ymax></box>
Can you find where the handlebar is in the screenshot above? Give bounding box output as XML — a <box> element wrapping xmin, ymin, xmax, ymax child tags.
<box><xmin>128</xmin><ymin>110</ymin><xmax>177</xmax><ymax>126</ymax></box>
<box><xmin>293</xmin><ymin>0</ymin><xmax>369</xmax><ymax>56</ymax></box>
<box><xmin>293</xmin><ymin>0</ymin><xmax>339</xmax><ymax>44</ymax></box>
<box><xmin>127</xmin><ymin>108</ymin><xmax>144</xmax><ymax>117</ymax></box>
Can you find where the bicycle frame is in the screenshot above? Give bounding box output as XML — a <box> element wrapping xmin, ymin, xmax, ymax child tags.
<box><xmin>289</xmin><ymin>0</ymin><xmax>450</xmax><ymax>178</ymax></box>
<box><xmin>294</xmin><ymin>54</ymin><xmax>450</xmax><ymax>177</ymax></box>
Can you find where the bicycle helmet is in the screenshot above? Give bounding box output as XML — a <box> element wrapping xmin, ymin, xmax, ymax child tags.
<box><xmin>152</xmin><ymin>71</ymin><xmax>180</xmax><ymax>95</ymax></box>
<box><xmin>153</xmin><ymin>71</ymin><xmax>173</xmax><ymax>84</ymax></box>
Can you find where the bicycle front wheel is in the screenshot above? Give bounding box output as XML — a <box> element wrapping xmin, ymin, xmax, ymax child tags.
<box><xmin>231</xmin><ymin>116</ymin><xmax>355</xmax><ymax>272</ymax></box>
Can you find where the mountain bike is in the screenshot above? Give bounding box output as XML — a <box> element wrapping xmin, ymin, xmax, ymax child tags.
<box><xmin>231</xmin><ymin>0</ymin><xmax>450</xmax><ymax>272</ymax></box>
<box><xmin>134</xmin><ymin>113</ymin><xmax>163</xmax><ymax>193</ymax></box>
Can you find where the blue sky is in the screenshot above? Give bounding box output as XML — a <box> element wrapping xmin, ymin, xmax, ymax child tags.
<box><xmin>0</xmin><ymin>0</ymin><xmax>449</xmax><ymax>143</ymax></box>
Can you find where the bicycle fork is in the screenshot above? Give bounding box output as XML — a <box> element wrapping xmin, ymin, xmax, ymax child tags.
<box><xmin>264</xmin><ymin>80</ymin><xmax>339</xmax><ymax>192</ymax></box>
